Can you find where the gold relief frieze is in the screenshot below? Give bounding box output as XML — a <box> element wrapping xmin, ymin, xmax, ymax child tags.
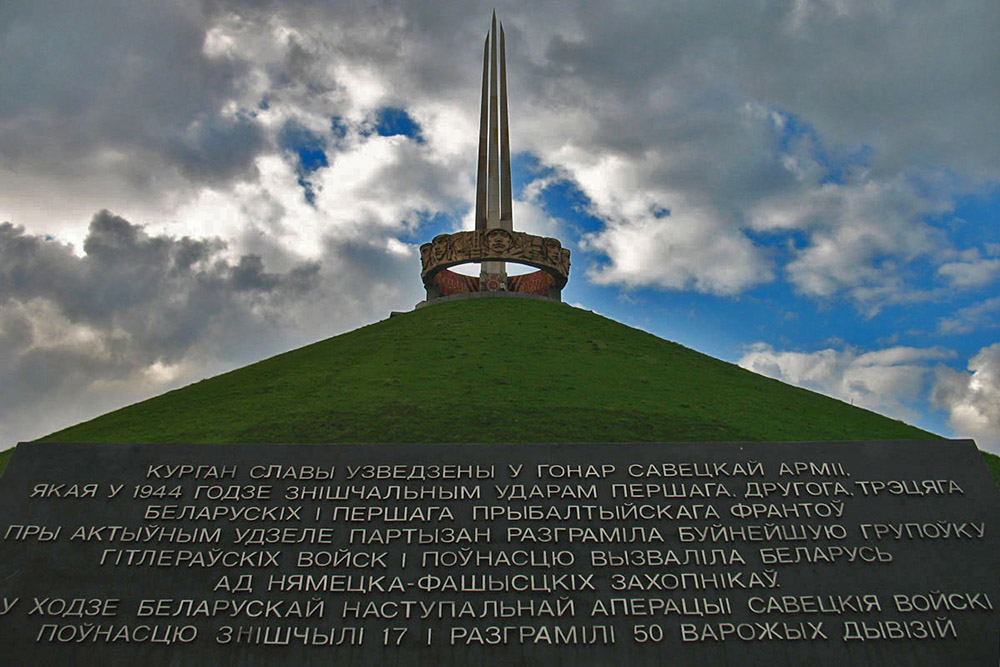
<box><xmin>419</xmin><ymin>229</ymin><xmax>570</xmax><ymax>287</ymax></box>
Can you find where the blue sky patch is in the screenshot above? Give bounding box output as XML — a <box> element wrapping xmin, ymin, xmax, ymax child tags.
<box><xmin>404</xmin><ymin>211</ymin><xmax>454</xmax><ymax>243</ymax></box>
<box><xmin>372</xmin><ymin>107</ymin><xmax>423</xmax><ymax>142</ymax></box>
<box><xmin>934</xmin><ymin>185</ymin><xmax>1000</xmax><ymax>249</ymax></box>
<box><xmin>278</xmin><ymin>121</ymin><xmax>328</xmax><ymax>174</ymax></box>
<box><xmin>278</xmin><ymin>121</ymin><xmax>329</xmax><ymax>204</ymax></box>
<box><xmin>772</xmin><ymin>110</ymin><xmax>872</xmax><ymax>185</ymax></box>
<box><xmin>517</xmin><ymin>158</ymin><xmax>605</xmax><ymax>236</ymax></box>
<box><xmin>330</xmin><ymin>116</ymin><xmax>349</xmax><ymax>143</ymax></box>
<box><xmin>510</xmin><ymin>153</ymin><xmax>549</xmax><ymax>199</ymax></box>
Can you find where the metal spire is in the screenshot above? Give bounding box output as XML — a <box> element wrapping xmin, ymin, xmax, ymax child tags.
<box><xmin>476</xmin><ymin>11</ymin><xmax>512</xmax><ymax>231</ymax></box>
<box><xmin>475</xmin><ymin>12</ymin><xmax>513</xmax><ymax>278</ymax></box>
<box><xmin>474</xmin><ymin>32</ymin><xmax>490</xmax><ymax>232</ymax></box>
<box><xmin>498</xmin><ymin>20</ymin><xmax>512</xmax><ymax>224</ymax></box>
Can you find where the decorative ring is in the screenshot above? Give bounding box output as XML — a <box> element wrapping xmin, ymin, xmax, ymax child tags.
<box><xmin>420</xmin><ymin>229</ymin><xmax>570</xmax><ymax>289</ymax></box>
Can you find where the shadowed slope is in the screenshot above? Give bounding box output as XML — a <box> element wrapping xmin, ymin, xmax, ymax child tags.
<box><xmin>3</xmin><ymin>298</ymin><xmax>997</xmax><ymax>484</ymax></box>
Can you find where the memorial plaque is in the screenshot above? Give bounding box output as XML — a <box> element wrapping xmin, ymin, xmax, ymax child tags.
<box><xmin>0</xmin><ymin>440</ymin><xmax>997</xmax><ymax>665</ymax></box>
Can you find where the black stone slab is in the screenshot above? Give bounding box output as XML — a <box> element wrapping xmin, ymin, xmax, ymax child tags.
<box><xmin>0</xmin><ymin>440</ymin><xmax>997</xmax><ymax>666</ymax></box>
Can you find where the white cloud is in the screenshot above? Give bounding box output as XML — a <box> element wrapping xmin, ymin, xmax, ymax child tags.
<box><xmin>937</xmin><ymin>297</ymin><xmax>1000</xmax><ymax>336</ymax></box>
<box><xmin>514</xmin><ymin>0</ymin><xmax>997</xmax><ymax>306</ymax></box>
<box><xmin>750</xmin><ymin>176</ymin><xmax>952</xmax><ymax>311</ymax></box>
<box><xmin>932</xmin><ymin>344</ymin><xmax>1000</xmax><ymax>454</ymax></box>
<box><xmin>936</xmin><ymin>258</ymin><xmax>1000</xmax><ymax>289</ymax></box>
<box><xmin>511</xmin><ymin>200</ymin><xmax>563</xmax><ymax>240</ymax></box>
<box><xmin>582</xmin><ymin>204</ymin><xmax>772</xmax><ymax>295</ymax></box>
<box><xmin>738</xmin><ymin>343</ymin><xmax>955</xmax><ymax>424</ymax></box>
<box><xmin>740</xmin><ymin>340</ymin><xmax>1000</xmax><ymax>453</ymax></box>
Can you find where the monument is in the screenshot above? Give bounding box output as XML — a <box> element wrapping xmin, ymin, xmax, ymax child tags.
<box><xmin>0</xmin><ymin>13</ymin><xmax>997</xmax><ymax>667</ymax></box>
<box><xmin>419</xmin><ymin>12</ymin><xmax>571</xmax><ymax>303</ymax></box>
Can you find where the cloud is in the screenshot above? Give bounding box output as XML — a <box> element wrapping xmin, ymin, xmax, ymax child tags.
<box><xmin>4</xmin><ymin>0</ymin><xmax>996</xmax><ymax>298</ymax></box>
<box><xmin>738</xmin><ymin>343</ymin><xmax>955</xmax><ymax>424</ymax></box>
<box><xmin>0</xmin><ymin>211</ymin><xmax>422</xmax><ymax>448</ymax></box>
<box><xmin>512</xmin><ymin>2</ymin><xmax>997</xmax><ymax>304</ymax></box>
<box><xmin>740</xmin><ymin>341</ymin><xmax>1000</xmax><ymax>453</ymax></box>
<box><xmin>582</xmin><ymin>203</ymin><xmax>772</xmax><ymax>295</ymax></box>
<box><xmin>0</xmin><ymin>212</ymin><xmax>319</xmax><ymax>356</ymax></box>
<box><xmin>750</xmin><ymin>175</ymin><xmax>953</xmax><ymax>311</ymax></box>
<box><xmin>932</xmin><ymin>344</ymin><xmax>1000</xmax><ymax>453</ymax></box>
<box><xmin>0</xmin><ymin>2</ymin><xmax>266</xmax><ymax>220</ymax></box>
<box><xmin>937</xmin><ymin>297</ymin><xmax>1000</xmax><ymax>336</ymax></box>
<box><xmin>936</xmin><ymin>257</ymin><xmax>1000</xmax><ymax>289</ymax></box>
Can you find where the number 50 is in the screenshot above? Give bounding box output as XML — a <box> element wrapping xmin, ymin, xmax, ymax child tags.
<box><xmin>633</xmin><ymin>624</ymin><xmax>664</xmax><ymax>643</ymax></box>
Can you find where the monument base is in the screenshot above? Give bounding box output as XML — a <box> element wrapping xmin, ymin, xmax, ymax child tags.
<box><xmin>416</xmin><ymin>289</ymin><xmax>562</xmax><ymax>309</ymax></box>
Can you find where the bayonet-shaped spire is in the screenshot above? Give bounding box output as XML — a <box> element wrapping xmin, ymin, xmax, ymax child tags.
<box><xmin>475</xmin><ymin>11</ymin><xmax>513</xmax><ymax>233</ymax></box>
<box><xmin>417</xmin><ymin>12</ymin><xmax>569</xmax><ymax>302</ymax></box>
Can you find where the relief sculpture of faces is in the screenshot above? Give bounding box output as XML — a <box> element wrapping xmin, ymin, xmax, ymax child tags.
<box><xmin>424</xmin><ymin>229</ymin><xmax>567</xmax><ymax>293</ymax></box>
<box><xmin>432</xmin><ymin>235</ymin><xmax>451</xmax><ymax>263</ymax></box>
<box><xmin>508</xmin><ymin>231</ymin><xmax>526</xmax><ymax>258</ymax></box>
<box><xmin>525</xmin><ymin>236</ymin><xmax>545</xmax><ymax>262</ymax></box>
<box><xmin>485</xmin><ymin>228</ymin><xmax>513</xmax><ymax>256</ymax></box>
<box><xmin>543</xmin><ymin>238</ymin><xmax>562</xmax><ymax>266</ymax></box>
<box><xmin>450</xmin><ymin>232</ymin><xmax>470</xmax><ymax>258</ymax></box>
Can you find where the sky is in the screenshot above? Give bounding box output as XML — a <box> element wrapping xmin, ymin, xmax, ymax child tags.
<box><xmin>1</xmin><ymin>0</ymin><xmax>998</xmax><ymax>454</ymax></box>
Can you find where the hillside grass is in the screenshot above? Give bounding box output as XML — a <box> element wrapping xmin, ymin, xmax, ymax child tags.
<box><xmin>1</xmin><ymin>298</ymin><xmax>997</xmax><ymax>487</ymax></box>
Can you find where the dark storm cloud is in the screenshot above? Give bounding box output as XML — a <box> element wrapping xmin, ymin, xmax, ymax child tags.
<box><xmin>0</xmin><ymin>210</ymin><xmax>319</xmax><ymax>376</ymax></box>
<box><xmin>4</xmin><ymin>0</ymin><xmax>996</xmax><ymax>223</ymax></box>
<box><xmin>0</xmin><ymin>0</ymin><xmax>265</xmax><ymax>186</ymax></box>
<box><xmin>0</xmin><ymin>208</ymin><xmax>422</xmax><ymax>448</ymax></box>
<box><xmin>531</xmin><ymin>0</ymin><xmax>1000</xmax><ymax>178</ymax></box>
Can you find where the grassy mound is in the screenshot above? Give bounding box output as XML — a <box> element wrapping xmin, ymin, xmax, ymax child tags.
<box><xmin>2</xmin><ymin>298</ymin><xmax>997</xmax><ymax>486</ymax></box>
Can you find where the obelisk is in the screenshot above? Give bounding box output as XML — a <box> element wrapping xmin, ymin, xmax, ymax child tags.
<box><xmin>417</xmin><ymin>13</ymin><xmax>570</xmax><ymax>304</ymax></box>
<box><xmin>476</xmin><ymin>11</ymin><xmax>513</xmax><ymax>285</ymax></box>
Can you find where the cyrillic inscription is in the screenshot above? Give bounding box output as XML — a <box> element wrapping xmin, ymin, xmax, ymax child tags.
<box><xmin>0</xmin><ymin>440</ymin><xmax>996</xmax><ymax>665</ymax></box>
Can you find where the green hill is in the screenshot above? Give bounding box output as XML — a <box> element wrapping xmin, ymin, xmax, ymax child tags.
<box><xmin>3</xmin><ymin>298</ymin><xmax>998</xmax><ymax>486</ymax></box>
